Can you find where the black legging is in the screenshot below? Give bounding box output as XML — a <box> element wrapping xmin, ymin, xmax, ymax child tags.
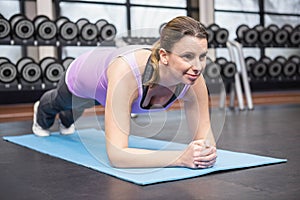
<box><xmin>37</xmin><ymin>73</ymin><xmax>100</xmax><ymax>129</ymax></box>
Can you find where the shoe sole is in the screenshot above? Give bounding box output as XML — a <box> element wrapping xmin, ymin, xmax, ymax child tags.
<box><xmin>32</xmin><ymin>101</ymin><xmax>50</xmax><ymax>137</ymax></box>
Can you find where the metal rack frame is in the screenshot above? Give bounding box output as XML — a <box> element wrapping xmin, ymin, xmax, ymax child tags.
<box><xmin>219</xmin><ymin>41</ymin><xmax>254</xmax><ymax>110</ymax></box>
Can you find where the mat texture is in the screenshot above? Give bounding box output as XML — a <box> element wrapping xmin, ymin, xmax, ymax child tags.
<box><xmin>3</xmin><ymin>128</ymin><xmax>287</xmax><ymax>185</ymax></box>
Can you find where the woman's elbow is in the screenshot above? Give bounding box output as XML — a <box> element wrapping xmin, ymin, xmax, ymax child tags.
<box><xmin>107</xmin><ymin>154</ymin><xmax>122</xmax><ymax>168</ymax></box>
<box><xmin>106</xmin><ymin>147</ymin><xmax>127</xmax><ymax>168</ymax></box>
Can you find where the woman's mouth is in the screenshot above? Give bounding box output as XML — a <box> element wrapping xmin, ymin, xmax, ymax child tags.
<box><xmin>186</xmin><ymin>73</ymin><xmax>200</xmax><ymax>81</ymax></box>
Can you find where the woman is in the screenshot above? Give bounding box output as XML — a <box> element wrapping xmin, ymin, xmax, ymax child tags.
<box><xmin>32</xmin><ymin>16</ymin><xmax>217</xmax><ymax>169</ymax></box>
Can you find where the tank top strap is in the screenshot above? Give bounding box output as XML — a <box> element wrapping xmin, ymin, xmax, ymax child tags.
<box><xmin>121</xmin><ymin>52</ymin><xmax>142</xmax><ymax>89</ymax></box>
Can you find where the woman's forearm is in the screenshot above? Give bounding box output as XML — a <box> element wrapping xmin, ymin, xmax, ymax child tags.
<box><xmin>106</xmin><ymin>138</ymin><xmax>217</xmax><ymax>169</ymax></box>
<box><xmin>107</xmin><ymin>145</ymin><xmax>184</xmax><ymax>168</ymax></box>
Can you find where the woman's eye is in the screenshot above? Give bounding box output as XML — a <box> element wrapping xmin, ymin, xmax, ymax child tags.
<box><xmin>199</xmin><ymin>55</ymin><xmax>206</xmax><ymax>61</ymax></box>
<box><xmin>181</xmin><ymin>54</ymin><xmax>194</xmax><ymax>60</ymax></box>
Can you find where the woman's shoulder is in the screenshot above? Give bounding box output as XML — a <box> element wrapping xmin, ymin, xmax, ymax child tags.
<box><xmin>108</xmin><ymin>46</ymin><xmax>151</xmax><ymax>74</ymax></box>
<box><xmin>112</xmin><ymin>45</ymin><xmax>152</xmax><ymax>58</ymax></box>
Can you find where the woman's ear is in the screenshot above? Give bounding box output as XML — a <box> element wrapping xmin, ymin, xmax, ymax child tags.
<box><xmin>159</xmin><ymin>48</ymin><xmax>169</xmax><ymax>65</ymax></box>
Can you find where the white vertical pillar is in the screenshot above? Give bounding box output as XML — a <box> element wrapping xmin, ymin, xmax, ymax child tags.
<box><xmin>36</xmin><ymin>0</ymin><xmax>54</xmax><ymax>19</ymax></box>
<box><xmin>199</xmin><ymin>0</ymin><xmax>214</xmax><ymax>26</ymax></box>
<box><xmin>36</xmin><ymin>0</ymin><xmax>56</xmax><ymax>60</ymax></box>
<box><xmin>199</xmin><ymin>0</ymin><xmax>215</xmax><ymax>60</ymax></box>
<box><xmin>24</xmin><ymin>1</ymin><xmax>38</xmax><ymax>62</ymax></box>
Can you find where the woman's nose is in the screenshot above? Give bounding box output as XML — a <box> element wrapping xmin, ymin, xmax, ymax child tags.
<box><xmin>190</xmin><ymin>65</ymin><xmax>202</xmax><ymax>75</ymax></box>
<box><xmin>191</xmin><ymin>60</ymin><xmax>204</xmax><ymax>72</ymax></box>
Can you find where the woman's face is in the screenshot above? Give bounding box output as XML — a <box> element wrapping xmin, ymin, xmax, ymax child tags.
<box><xmin>166</xmin><ymin>35</ymin><xmax>208</xmax><ymax>85</ymax></box>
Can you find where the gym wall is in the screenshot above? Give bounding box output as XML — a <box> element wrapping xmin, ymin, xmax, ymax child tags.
<box><xmin>0</xmin><ymin>0</ymin><xmax>299</xmax><ymax>105</ymax></box>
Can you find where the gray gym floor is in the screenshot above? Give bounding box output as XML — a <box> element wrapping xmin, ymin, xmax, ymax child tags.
<box><xmin>0</xmin><ymin>104</ymin><xmax>299</xmax><ymax>200</ymax></box>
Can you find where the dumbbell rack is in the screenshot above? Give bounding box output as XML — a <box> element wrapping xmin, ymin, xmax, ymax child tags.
<box><xmin>0</xmin><ymin>14</ymin><xmax>118</xmax><ymax>104</ymax></box>
<box><xmin>236</xmin><ymin>24</ymin><xmax>300</xmax><ymax>93</ymax></box>
<box><xmin>220</xmin><ymin>23</ymin><xmax>300</xmax><ymax>110</ymax></box>
<box><xmin>202</xmin><ymin>23</ymin><xmax>252</xmax><ymax>110</ymax></box>
<box><xmin>204</xmin><ymin>41</ymin><xmax>253</xmax><ymax>111</ymax></box>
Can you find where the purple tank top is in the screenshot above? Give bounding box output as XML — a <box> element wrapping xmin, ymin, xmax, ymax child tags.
<box><xmin>65</xmin><ymin>45</ymin><xmax>190</xmax><ymax>113</ymax></box>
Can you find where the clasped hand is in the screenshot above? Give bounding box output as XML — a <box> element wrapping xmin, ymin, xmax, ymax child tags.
<box><xmin>180</xmin><ymin>139</ymin><xmax>217</xmax><ymax>169</ymax></box>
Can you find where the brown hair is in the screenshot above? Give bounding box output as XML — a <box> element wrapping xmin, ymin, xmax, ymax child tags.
<box><xmin>147</xmin><ymin>16</ymin><xmax>208</xmax><ymax>85</ymax></box>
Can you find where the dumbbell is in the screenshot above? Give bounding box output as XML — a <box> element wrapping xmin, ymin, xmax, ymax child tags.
<box><xmin>288</xmin><ymin>55</ymin><xmax>300</xmax><ymax>76</ymax></box>
<box><xmin>245</xmin><ymin>56</ymin><xmax>257</xmax><ymax>73</ymax></box>
<box><xmin>33</xmin><ymin>15</ymin><xmax>57</xmax><ymax>41</ymax></box>
<box><xmin>236</xmin><ymin>24</ymin><xmax>248</xmax><ymax>42</ymax></box>
<box><xmin>290</xmin><ymin>26</ymin><xmax>300</xmax><ymax>46</ymax></box>
<box><xmin>204</xmin><ymin>24</ymin><xmax>213</xmax><ymax>45</ymax></box>
<box><xmin>9</xmin><ymin>14</ymin><xmax>35</xmax><ymax>40</ymax></box>
<box><xmin>251</xmin><ymin>57</ymin><xmax>268</xmax><ymax>79</ymax></box>
<box><xmin>40</xmin><ymin>57</ymin><xmax>65</xmax><ymax>83</ymax></box>
<box><xmin>203</xmin><ymin>57</ymin><xmax>221</xmax><ymax>81</ymax></box>
<box><xmin>215</xmin><ymin>57</ymin><xmax>237</xmax><ymax>81</ymax></box>
<box><xmin>207</xmin><ymin>24</ymin><xmax>229</xmax><ymax>46</ymax></box>
<box><xmin>283</xmin><ymin>56</ymin><xmax>300</xmax><ymax>77</ymax></box>
<box><xmin>215</xmin><ymin>27</ymin><xmax>229</xmax><ymax>45</ymax></box>
<box><xmin>245</xmin><ymin>56</ymin><xmax>267</xmax><ymax>79</ymax></box>
<box><xmin>281</xmin><ymin>24</ymin><xmax>300</xmax><ymax>46</ymax></box>
<box><xmin>282</xmin><ymin>24</ymin><xmax>293</xmax><ymax>33</ymax></box>
<box><xmin>236</xmin><ymin>24</ymin><xmax>258</xmax><ymax>45</ymax></box>
<box><xmin>16</xmin><ymin>57</ymin><xmax>41</xmax><ymax>84</ymax></box>
<box><xmin>56</xmin><ymin>16</ymin><xmax>78</xmax><ymax>42</ymax></box>
<box><xmin>61</xmin><ymin>57</ymin><xmax>75</xmax><ymax>70</ymax></box>
<box><xmin>96</xmin><ymin>19</ymin><xmax>117</xmax><ymax>42</ymax></box>
<box><xmin>222</xmin><ymin>61</ymin><xmax>236</xmax><ymax>80</ymax></box>
<box><xmin>267</xmin><ymin>56</ymin><xmax>286</xmax><ymax>78</ymax></box>
<box><xmin>0</xmin><ymin>57</ymin><xmax>17</xmax><ymax>84</ymax></box>
<box><xmin>0</xmin><ymin>14</ymin><xmax>11</xmax><ymax>39</ymax></box>
<box><xmin>288</xmin><ymin>55</ymin><xmax>300</xmax><ymax>69</ymax></box>
<box><xmin>76</xmin><ymin>18</ymin><xmax>98</xmax><ymax>42</ymax></box>
<box><xmin>254</xmin><ymin>25</ymin><xmax>274</xmax><ymax>45</ymax></box>
<box><xmin>268</xmin><ymin>24</ymin><xmax>289</xmax><ymax>46</ymax></box>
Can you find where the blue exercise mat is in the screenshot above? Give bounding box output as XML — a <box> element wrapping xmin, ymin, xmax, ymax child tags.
<box><xmin>3</xmin><ymin>128</ymin><xmax>287</xmax><ymax>185</ymax></box>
